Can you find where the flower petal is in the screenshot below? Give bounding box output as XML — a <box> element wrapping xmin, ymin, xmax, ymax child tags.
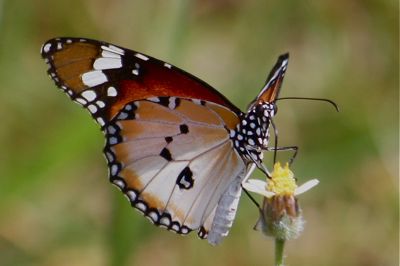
<box><xmin>294</xmin><ymin>179</ymin><xmax>319</xmax><ymax>196</ymax></box>
<box><xmin>242</xmin><ymin>179</ymin><xmax>275</xmax><ymax>198</ymax></box>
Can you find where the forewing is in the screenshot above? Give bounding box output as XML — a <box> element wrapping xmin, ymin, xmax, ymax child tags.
<box><xmin>255</xmin><ymin>53</ymin><xmax>289</xmax><ymax>103</ymax></box>
<box><xmin>41</xmin><ymin>37</ymin><xmax>241</xmax><ymax>128</ymax></box>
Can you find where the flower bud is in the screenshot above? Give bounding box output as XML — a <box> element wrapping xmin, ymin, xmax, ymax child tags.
<box><xmin>254</xmin><ymin>195</ymin><xmax>304</xmax><ymax>240</ymax></box>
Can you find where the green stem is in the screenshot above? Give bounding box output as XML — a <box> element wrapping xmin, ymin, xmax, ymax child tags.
<box><xmin>275</xmin><ymin>238</ymin><xmax>285</xmax><ymax>266</ymax></box>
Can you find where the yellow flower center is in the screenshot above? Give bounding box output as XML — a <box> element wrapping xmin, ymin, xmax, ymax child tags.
<box><xmin>267</xmin><ymin>162</ymin><xmax>297</xmax><ymax>195</ymax></box>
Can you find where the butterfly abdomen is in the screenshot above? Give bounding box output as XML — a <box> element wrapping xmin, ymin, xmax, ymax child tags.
<box><xmin>207</xmin><ymin>172</ymin><xmax>244</xmax><ymax>245</ymax></box>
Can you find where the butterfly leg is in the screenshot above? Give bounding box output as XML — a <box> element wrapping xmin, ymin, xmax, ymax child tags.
<box><xmin>268</xmin><ymin>118</ymin><xmax>298</xmax><ymax>165</ymax></box>
<box><xmin>266</xmin><ymin>145</ymin><xmax>298</xmax><ymax>166</ymax></box>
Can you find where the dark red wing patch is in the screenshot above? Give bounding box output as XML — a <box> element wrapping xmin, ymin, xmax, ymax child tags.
<box><xmin>41</xmin><ymin>37</ymin><xmax>240</xmax><ymax>126</ymax></box>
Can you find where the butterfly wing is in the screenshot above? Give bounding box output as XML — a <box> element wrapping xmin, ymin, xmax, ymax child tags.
<box><xmin>104</xmin><ymin>97</ymin><xmax>246</xmax><ymax>238</ymax></box>
<box><xmin>255</xmin><ymin>53</ymin><xmax>289</xmax><ymax>103</ymax></box>
<box><xmin>41</xmin><ymin>37</ymin><xmax>241</xmax><ymax>127</ymax></box>
<box><xmin>41</xmin><ymin>37</ymin><xmax>252</xmax><ymax>244</ymax></box>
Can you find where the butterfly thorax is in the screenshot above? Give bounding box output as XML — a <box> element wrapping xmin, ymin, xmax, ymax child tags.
<box><xmin>230</xmin><ymin>101</ymin><xmax>276</xmax><ymax>164</ymax></box>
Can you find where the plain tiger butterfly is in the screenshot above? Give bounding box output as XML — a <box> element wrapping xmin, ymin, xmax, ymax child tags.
<box><xmin>41</xmin><ymin>37</ymin><xmax>289</xmax><ymax>245</ymax></box>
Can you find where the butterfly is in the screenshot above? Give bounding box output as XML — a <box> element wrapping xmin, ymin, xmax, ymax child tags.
<box><xmin>41</xmin><ymin>37</ymin><xmax>289</xmax><ymax>245</ymax></box>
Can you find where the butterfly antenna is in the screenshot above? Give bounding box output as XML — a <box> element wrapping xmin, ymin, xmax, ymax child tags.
<box><xmin>276</xmin><ymin>97</ymin><xmax>339</xmax><ymax>112</ymax></box>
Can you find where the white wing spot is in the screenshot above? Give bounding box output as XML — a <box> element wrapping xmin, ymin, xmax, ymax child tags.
<box><xmin>105</xmin><ymin>151</ymin><xmax>114</xmax><ymax>162</ymax></box>
<box><xmin>107</xmin><ymin>86</ymin><xmax>118</xmax><ymax>97</ymax></box>
<box><xmin>107</xmin><ymin>125</ymin><xmax>117</xmax><ymax>134</ymax></box>
<box><xmin>96</xmin><ymin>100</ymin><xmax>105</xmax><ymax>108</ymax></box>
<box><xmin>75</xmin><ymin>98</ymin><xmax>87</xmax><ymax>105</ymax></box>
<box><xmin>148</xmin><ymin>211</ymin><xmax>159</xmax><ymax>222</ymax></box>
<box><xmin>101</xmin><ymin>45</ymin><xmax>125</xmax><ymax>55</ymax></box>
<box><xmin>134</xmin><ymin>53</ymin><xmax>149</xmax><ymax>61</ymax></box>
<box><xmin>168</xmin><ymin>97</ymin><xmax>177</xmax><ymax>109</ymax></box>
<box><xmin>110</xmin><ymin>164</ymin><xmax>119</xmax><ymax>176</ymax></box>
<box><xmin>160</xmin><ymin>217</ymin><xmax>171</xmax><ymax>226</ymax></box>
<box><xmin>42</xmin><ymin>43</ymin><xmax>52</xmax><ymax>53</ymax></box>
<box><xmin>108</xmin><ymin>45</ymin><xmax>125</xmax><ymax>55</ymax></box>
<box><xmin>192</xmin><ymin>99</ymin><xmax>202</xmax><ymax>105</ymax></box>
<box><xmin>101</xmin><ymin>50</ymin><xmax>121</xmax><ymax>59</ymax></box>
<box><xmin>96</xmin><ymin>117</ymin><xmax>105</xmax><ymax>126</ymax></box>
<box><xmin>109</xmin><ymin>136</ymin><xmax>118</xmax><ymax>145</ymax></box>
<box><xmin>126</xmin><ymin>190</ymin><xmax>137</xmax><ymax>202</ymax></box>
<box><xmin>171</xmin><ymin>224</ymin><xmax>180</xmax><ymax>232</ymax></box>
<box><xmin>81</xmin><ymin>90</ymin><xmax>97</xmax><ymax>102</ymax></box>
<box><xmin>87</xmin><ymin>104</ymin><xmax>98</xmax><ymax>114</ymax></box>
<box><xmin>112</xmin><ymin>179</ymin><xmax>125</xmax><ymax>190</ymax></box>
<box><xmin>124</xmin><ymin>104</ymin><xmax>132</xmax><ymax>111</ymax></box>
<box><xmin>164</xmin><ymin>63</ymin><xmax>172</xmax><ymax>69</ymax></box>
<box><xmin>135</xmin><ymin>202</ymin><xmax>147</xmax><ymax>212</ymax></box>
<box><xmin>117</xmin><ymin>112</ymin><xmax>128</xmax><ymax>120</ymax></box>
<box><xmin>82</xmin><ymin>71</ymin><xmax>108</xmax><ymax>87</ymax></box>
<box><xmin>94</xmin><ymin>57</ymin><xmax>122</xmax><ymax>70</ymax></box>
<box><xmin>132</xmin><ymin>69</ymin><xmax>139</xmax><ymax>75</ymax></box>
<box><xmin>148</xmin><ymin>97</ymin><xmax>160</xmax><ymax>103</ymax></box>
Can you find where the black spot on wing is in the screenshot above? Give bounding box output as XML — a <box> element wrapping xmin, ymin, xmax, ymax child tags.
<box><xmin>180</xmin><ymin>124</ymin><xmax>189</xmax><ymax>134</ymax></box>
<box><xmin>198</xmin><ymin>226</ymin><xmax>208</xmax><ymax>239</ymax></box>
<box><xmin>165</xmin><ymin>136</ymin><xmax>173</xmax><ymax>143</ymax></box>
<box><xmin>157</xmin><ymin>97</ymin><xmax>170</xmax><ymax>107</ymax></box>
<box><xmin>176</xmin><ymin>166</ymin><xmax>194</xmax><ymax>189</ymax></box>
<box><xmin>160</xmin><ymin>147</ymin><xmax>172</xmax><ymax>161</ymax></box>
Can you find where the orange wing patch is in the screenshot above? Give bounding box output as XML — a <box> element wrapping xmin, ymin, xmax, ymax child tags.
<box><xmin>133</xmin><ymin>101</ymin><xmax>184</xmax><ymax>123</ymax></box>
<box><xmin>53</xmin><ymin>42</ymin><xmax>100</xmax><ymax>91</ymax></box>
<box><xmin>175</xmin><ymin>100</ymin><xmax>222</xmax><ymax>126</ymax></box>
<box><xmin>207</xmin><ymin>103</ymin><xmax>240</xmax><ymax>129</ymax></box>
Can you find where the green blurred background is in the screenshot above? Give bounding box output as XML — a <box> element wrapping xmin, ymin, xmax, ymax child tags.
<box><xmin>0</xmin><ymin>0</ymin><xmax>398</xmax><ymax>265</ymax></box>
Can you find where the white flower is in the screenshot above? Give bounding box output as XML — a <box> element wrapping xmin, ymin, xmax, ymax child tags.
<box><xmin>242</xmin><ymin>162</ymin><xmax>319</xmax><ymax>198</ymax></box>
<box><xmin>242</xmin><ymin>162</ymin><xmax>319</xmax><ymax>240</ymax></box>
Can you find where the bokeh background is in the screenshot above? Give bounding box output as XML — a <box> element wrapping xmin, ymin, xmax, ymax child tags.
<box><xmin>0</xmin><ymin>0</ymin><xmax>398</xmax><ymax>265</ymax></box>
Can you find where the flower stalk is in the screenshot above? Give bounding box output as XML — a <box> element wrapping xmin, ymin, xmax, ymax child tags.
<box><xmin>275</xmin><ymin>238</ymin><xmax>285</xmax><ymax>266</ymax></box>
